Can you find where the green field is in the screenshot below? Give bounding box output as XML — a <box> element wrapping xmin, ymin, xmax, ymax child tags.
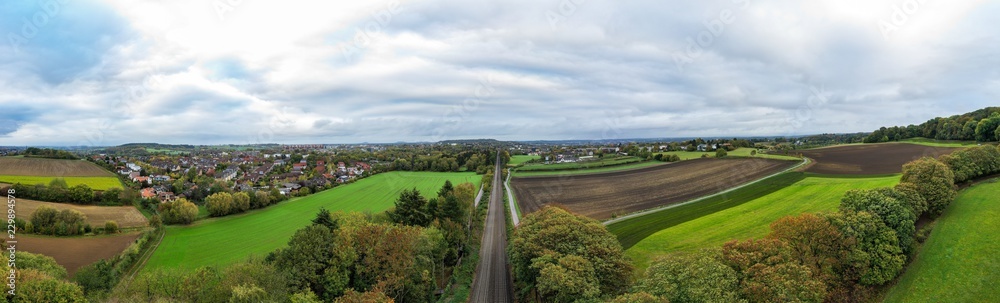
<box><xmin>509</xmin><ymin>155</ymin><xmax>540</xmax><ymax>165</ymax></box>
<box><xmin>899</xmin><ymin>137</ymin><xmax>981</xmax><ymax>147</ymax></box>
<box><xmin>623</xmin><ymin>174</ymin><xmax>898</xmax><ymax>273</ymax></box>
<box><xmin>883</xmin><ymin>180</ymin><xmax>1000</xmax><ymax>302</ymax></box>
<box><xmin>513</xmin><ymin>161</ymin><xmax>665</xmax><ymax>177</ymax></box>
<box><xmin>608</xmin><ymin>172</ymin><xmax>805</xmax><ymax>250</ymax></box>
<box><xmin>141</xmin><ymin>171</ymin><xmax>481</xmax><ymax>272</ymax></box>
<box><xmin>516</xmin><ymin>156</ymin><xmax>645</xmax><ymax>172</ymax></box>
<box><xmin>657</xmin><ymin>148</ymin><xmax>801</xmax><ymax>161</ymax></box>
<box><xmin>0</xmin><ymin>175</ymin><xmax>123</xmax><ymax>190</ymax></box>
<box><xmin>145</xmin><ymin>148</ymin><xmax>187</xmax><ymax>155</ymax></box>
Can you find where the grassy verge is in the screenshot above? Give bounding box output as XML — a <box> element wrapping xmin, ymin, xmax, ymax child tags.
<box><xmin>624</xmin><ymin>174</ymin><xmax>898</xmax><ymax>273</ymax></box>
<box><xmin>141</xmin><ymin>172</ymin><xmax>481</xmax><ymax>272</ymax></box>
<box><xmin>508</xmin><ymin>155</ymin><xmax>540</xmax><ymax>166</ymax></box>
<box><xmin>883</xmin><ymin>180</ymin><xmax>1000</xmax><ymax>302</ymax></box>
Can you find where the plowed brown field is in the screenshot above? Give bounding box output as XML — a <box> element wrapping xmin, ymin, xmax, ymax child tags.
<box><xmin>18</xmin><ymin>233</ymin><xmax>141</xmax><ymax>276</ymax></box>
<box><xmin>799</xmin><ymin>143</ymin><xmax>961</xmax><ymax>175</ymax></box>
<box><xmin>0</xmin><ymin>157</ymin><xmax>114</xmax><ymax>177</ymax></box>
<box><xmin>17</xmin><ymin>199</ymin><xmax>148</xmax><ymax>228</ymax></box>
<box><xmin>511</xmin><ymin>158</ymin><xmax>797</xmax><ymax>220</ymax></box>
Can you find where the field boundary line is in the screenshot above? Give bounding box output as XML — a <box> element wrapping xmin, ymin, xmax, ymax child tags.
<box><xmin>504</xmin><ymin>168</ymin><xmax>519</xmax><ymax>226</ymax></box>
<box><xmin>603</xmin><ymin>158</ymin><xmax>809</xmax><ymax>226</ymax></box>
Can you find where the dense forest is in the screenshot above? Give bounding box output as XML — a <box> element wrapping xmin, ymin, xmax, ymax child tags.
<box><xmin>864</xmin><ymin>107</ymin><xmax>1000</xmax><ymax>143</ymax></box>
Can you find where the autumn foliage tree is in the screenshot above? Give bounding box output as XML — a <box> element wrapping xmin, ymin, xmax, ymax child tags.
<box><xmin>636</xmin><ymin>251</ymin><xmax>743</xmax><ymax>303</ymax></box>
<box><xmin>509</xmin><ymin>206</ymin><xmax>632</xmax><ymax>302</ymax></box>
<box><xmin>720</xmin><ymin>238</ymin><xmax>826</xmax><ymax>303</ymax></box>
<box><xmin>159</xmin><ymin>198</ymin><xmax>199</xmax><ymax>225</ymax></box>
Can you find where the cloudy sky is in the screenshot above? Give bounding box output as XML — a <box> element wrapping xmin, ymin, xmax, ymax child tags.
<box><xmin>0</xmin><ymin>0</ymin><xmax>997</xmax><ymax>145</ymax></box>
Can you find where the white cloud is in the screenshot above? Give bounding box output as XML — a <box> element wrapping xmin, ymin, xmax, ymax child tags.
<box><xmin>0</xmin><ymin>0</ymin><xmax>997</xmax><ymax>145</ymax></box>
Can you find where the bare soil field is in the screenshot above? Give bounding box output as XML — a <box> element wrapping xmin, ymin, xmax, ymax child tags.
<box><xmin>19</xmin><ymin>233</ymin><xmax>141</xmax><ymax>276</ymax></box>
<box><xmin>511</xmin><ymin>158</ymin><xmax>797</xmax><ymax>220</ymax></box>
<box><xmin>17</xmin><ymin>199</ymin><xmax>148</xmax><ymax>228</ymax></box>
<box><xmin>0</xmin><ymin>157</ymin><xmax>114</xmax><ymax>177</ymax></box>
<box><xmin>799</xmin><ymin>143</ymin><xmax>962</xmax><ymax>175</ymax></box>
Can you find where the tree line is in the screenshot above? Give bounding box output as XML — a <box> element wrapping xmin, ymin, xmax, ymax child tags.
<box><xmin>19</xmin><ymin>147</ymin><xmax>79</xmax><ymax>159</ymax></box>
<box><xmin>865</xmin><ymin>107</ymin><xmax>1000</xmax><ymax>143</ymax></box>
<box><xmin>7</xmin><ymin>180</ymin><xmax>129</xmax><ymax>206</ymax></box>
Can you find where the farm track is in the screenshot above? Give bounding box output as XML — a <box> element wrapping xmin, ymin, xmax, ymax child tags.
<box><xmin>469</xmin><ymin>154</ymin><xmax>513</xmax><ymax>303</ymax></box>
<box><xmin>511</xmin><ymin>158</ymin><xmax>797</xmax><ymax>221</ymax></box>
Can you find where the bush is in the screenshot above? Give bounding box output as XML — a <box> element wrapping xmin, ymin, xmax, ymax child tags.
<box><xmin>716</xmin><ymin>149</ymin><xmax>728</xmax><ymax>158</ymax></box>
<box><xmin>105</xmin><ymin>220</ymin><xmax>120</xmax><ymax>234</ymax></box>
<box><xmin>30</xmin><ymin>206</ymin><xmax>87</xmax><ymax>236</ymax></box>
<box><xmin>74</xmin><ymin>259</ymin><xmax>118</xmax><ymax>293</ymax></box>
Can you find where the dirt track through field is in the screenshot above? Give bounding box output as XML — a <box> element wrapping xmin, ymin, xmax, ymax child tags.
<box><xmin>0</xmin><ymin>157</ymin><xmax>114</xmax><ymax>177</ymax></box>
<box><xmin>798</xmin><ymin>143</ymin><xmax>961</xmax><ymax>175</ymax></box>
<box><xmin>19</xmin><ymin>233</ymin><xmax>141</xmax><ymax>277</ymax></box>
<box><xmin>511</xmin><ymin>158</ymin><xmax>796</xmax><ymax>220</ymax></box>
<box><xmin>17</xmin><ymin>199</ymin><xmax>148</xmax><ymax>228</ymax></box>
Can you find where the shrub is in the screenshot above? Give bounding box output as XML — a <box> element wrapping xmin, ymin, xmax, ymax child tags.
<box><xmin>105</xmin><ymin>220</ymin><xmax>120</xmax><ymax>234</ymax></box>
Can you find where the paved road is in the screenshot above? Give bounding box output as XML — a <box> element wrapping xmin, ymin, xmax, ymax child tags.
<box><xmin>469</xmin><ymin>153</ymin><xmax>514</xmax><ymax>303</ymax></box>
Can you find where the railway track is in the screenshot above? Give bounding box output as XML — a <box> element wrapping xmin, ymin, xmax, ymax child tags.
<box><xmin>468</xmin><ymin>152</ymin><xmax>514</xmax><ymax>303</ymax></box>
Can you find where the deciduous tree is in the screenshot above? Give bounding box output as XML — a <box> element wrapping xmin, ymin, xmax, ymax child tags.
<box><xmin>899</xmin><ymin>157</ymin><xmax>956</xmax><ymax>216</ymax></box>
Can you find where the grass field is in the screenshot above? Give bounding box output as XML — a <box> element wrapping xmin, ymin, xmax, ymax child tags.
<box><xmin>145</xmin><ymin>148</ymin><xmax>187</xmax><ymax>155</ymax></box>
<box><xmin>0</xmin><ymin>175</ymin><xmax>123</xmax><ymax>190</ymax></box>
<box><xmin>0</xmin><ymin>157</ymin><xmax>122</xmax><ymax>190</ymax></box>
<box><xmin>141</xmin><ymin>171</ymin><xmax>481</xmax><ymax>272</ymax></box>
<box><xmin>513</xmin><ymin>161</ymin><xmax>665</xmax><ymax>177</ymax></box>
<box><xmin>657</xmin><ymin>148</ymin><xmax>802</xmax><ymax>161</ymax></box>
<box><xmin>883</xmin><ymin>180</ymin><xmax>1000</xmax><ymax>302</ymax></box>
<box><xmin>608</xmin><ymin>172</ymin><xmax>804</xmax><ymax>249</ymax></box>
<box><xmin>623</xmin><ymin>174</ymin><xmax>899</xmax><ymax>273</ymax></box>
<box><xmin>899</xmin><ymin>137</ymin><xmax>981</xmax><ymax>147</ymax></box>
<box><xmin>517</xmin><ymin>156</ymin><xmax>644</xmax><ymax>172</ymax></box>
<box><xmin>509</xmin><ymin>155</ymin><xmax>540</xmax><ymax>165</ymax></box>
